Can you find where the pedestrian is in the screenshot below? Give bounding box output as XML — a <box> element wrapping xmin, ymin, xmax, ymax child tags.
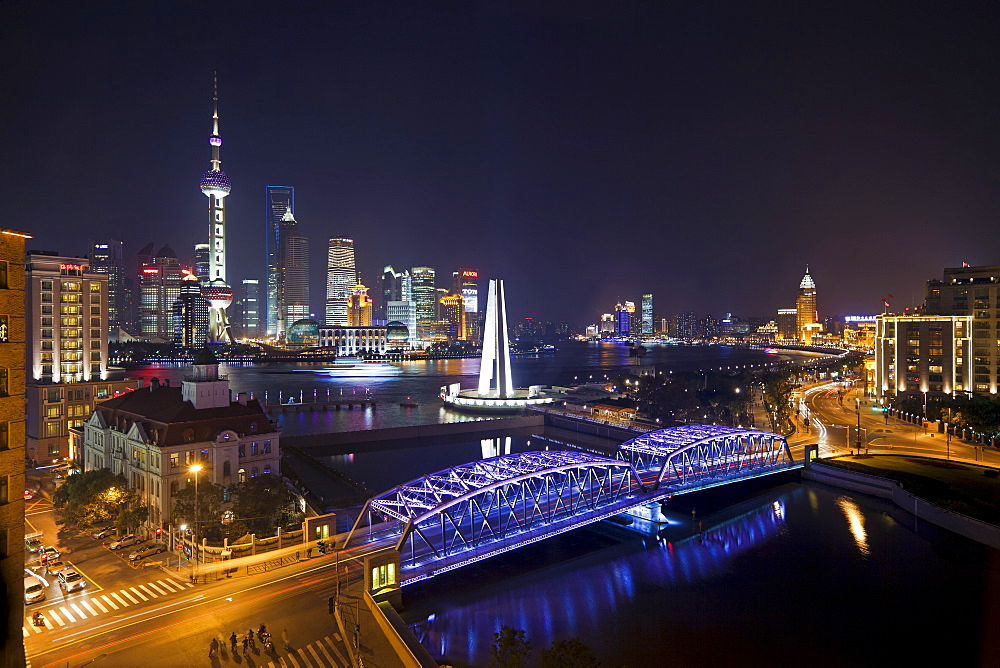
<box><xmin>242</xmin><ymin>636</ymin><xmax>249</xmax><ymax>656</ymax></box>
<box><xmin>282</xmin><ymin>628</ymin><xmax>290</xmax><ymax>650</ymax></box>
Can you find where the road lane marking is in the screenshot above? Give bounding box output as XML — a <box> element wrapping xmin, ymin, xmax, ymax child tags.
<box><xmin>58</xmin><ymin>607</ymin><xmax>76</xmax><ymax>623</ymax></box>
<box><xmin>100</xmin><ymin>595</ymin><xmax>117</xmax><ymax>610</ymax></box>
<box><xmin>81</xmin><ymin>600</ymin><xmax>98</xmax><ymax>616</ymax></box>
<box><xmin>110</xmin><ymin>592</ymin><xmax>128</xmax><ymax>607</ymax></box>
<box><xmin>315</xmin><ymin>639</ymin><xmax>337</xmax><ymax>665</ymax></box>
<box><xmin>48</xmin><ymin>609</ymin><xmax>64</xmax><ymax>626</ymax></box>
<box><xmin>157</xmin><ymin>580</ymin><xmax>176</xmax><ymax>592</ymax></box>
<box><xmin>286</xmin><ymin>653</ymin><xmax>301</xmax><ymax>667</ymax></box>
<box><xmin>91</xmin><ymin>598</ymin><xmax>108</xmax><ymax>613</ymax></box>
<box><xmin>147</xmin><ymin>581</ymin><xmax>167</xmax><ymax>595</ymax></box>
<box><xmin>130</xmin><ymin>586</ymin><xmax>149</xmax><ymax>601</ymax></box>
<box><xmin>139</xmin><ymin>584</ymin><xmax>158</xmax><ymax>598</ymax></box>
<box><xmin>322</xmin><ymin>636</ymin><xmax>347</xmax><ymax>665</ymax></box>
<box><xmin>68</xmin><ymin>562</ymin><xmax>103</xmax><ymax>592</ymax></box>
<box><xmin>120</xmin><ymin>589</ymin><xmax>139</xmax><ymax>604</ymax></box>
<box><xmin>70</xmin><ymin>603</ymin><xmax>86</xmax><ymax>619</ymax></box>
<box><xmin>307</xmin><ymin>644</ymin><xmax>325</xmax><ymax>666</ymax></box>
<box><xmin>23</xmin><ymin>626</ymin><xmax>30</xmax><ymax>637</ymax></box>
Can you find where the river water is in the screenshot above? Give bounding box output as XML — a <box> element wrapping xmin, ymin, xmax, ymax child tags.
<box><xmin>128</xmin><ymin>341</ymin><xmax>821</xmax><ymax>437</ymax></box>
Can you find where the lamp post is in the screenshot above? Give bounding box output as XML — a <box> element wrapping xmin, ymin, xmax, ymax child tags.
<box><xmin>189</xmin><ymin>463</ymin><xmax>203</xmax><ymax>566</ymax></box>
<box><xmin>855</xmin><ymin>397</ymin><xmax>862</xmax><ymax>454</ymax></box>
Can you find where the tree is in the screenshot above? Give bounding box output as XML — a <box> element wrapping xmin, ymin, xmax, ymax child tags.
<box><xmin>171</xmin><ymin>481</ymin><xmax>225</xmax><ymax>542</ymax></box>
<box><xmin>53</xmin><ymin>469</ymin><xmax>130</xmax><ymax>527</ymax></box>
<box><xmin>488</xmin><ymin>626</ymin><xmax>532</xmax><ymax>668</ymax></box>
<box><xmin>114</xmin><ymin>492</ymin><xmax>150</xmax><ymax>533</ymax></box>
<box><xmin>231</xmin><ymin>474</ymin><xmax>302</xmax><ymax>537</ymax></box>
<box><xmin>541</xmin><ymin>638</ymin><xmax>599</xmax><ymax>667</ymax></box>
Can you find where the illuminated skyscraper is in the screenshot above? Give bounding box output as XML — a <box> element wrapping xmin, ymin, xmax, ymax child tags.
<box><xmin>197</xmin><ymin>74</ymin><xmax>233</xmax><ymax>343</ymax></box>
<box><xmin>265</xmin><ymin>186</ymin><xmax>294</xmax><ymax>336</ymax></box>
<box><xmin>194</xmin><ymin>243</ymin><xmax>210</xmax><ymax>284</ymax></box>
<box><xmin>325</xmin><ymin>238</ymin><xmax>356</xmax><ymax>326</ymax></box>
<box><xmin>796</xmin><ymin>267</ymin><xmax>818</xmax><ymax>343</ymax></box>
<box><xmin>347</xmin><ymin>283</ymin><xmax>373</xmax><ymax>326</ymax></box>
<box><xmin>411</xmin><ymin>266</ymin><xmax>436</xmax><ymax>342</ymax></box>
<box><xmin>137</xmin><ymin>243</ymin><xmax>182</xmax><ymax>340</ymax></box>
<box><xmin>88</xmin><ymin>240</ymin><xmax>125</xmax><ymax>333</ymax></box>
<box><xmin>172</xmin><ymin>272</ymin><xmax>209</xmax><ymax>347</ymax></box>
<box><xmin>453</xmin><ymin>269</ymin><xmax>479</xmax><ymax>340</ymax></box>
<box><xmin>440</xmin><ymin>293</ymin><xmax>466</xmax><ymax>340</ymax></box>
<box><xmin>276</xmin><ymin>207</ymin><xmax>309</xmax><ymax>336</ymax></box>
<box><xmin>641</xmin><ymin>294</ymin><xmax>653</xmax><ymax>335</ymax></box>
<box><xmin>238</xmin><ymin>278</ymin><xmax>261</xmax><ymax>339</ymax></box>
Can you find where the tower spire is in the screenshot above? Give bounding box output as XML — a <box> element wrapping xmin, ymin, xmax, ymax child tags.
<box><xmin>212</xmin><ymin>71</ymin><xmax>219</xmax><ymax>137</ymax></box>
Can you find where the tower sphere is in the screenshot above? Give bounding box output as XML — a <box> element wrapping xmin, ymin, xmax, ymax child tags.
<box><xmin>209</xmin><ymin>134</ymin><xmax>222</xmax><ymax>147</ymax></box>
<box><xmin>202</xmin><ymin>279</ymin><xmax>233</xmax><ymax>309</ymax></box>
<box><xmin>199</xmin><ymin>170</ymin><xmax>231</xmax><ymax>198</ymax></box>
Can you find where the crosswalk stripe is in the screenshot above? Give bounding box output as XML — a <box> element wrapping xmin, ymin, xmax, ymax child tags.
<box><xmin>165</xmin><ymin>578</ymin><xmax>184</xmax><ymax>590</ymax></box>
<box><xmin>92</xmin><ymin>597</ymin><xmax>109</xmax><ymax>613</ymax></box>
<box><xmin>59</xmin><ymin>606</ymin><xmax>76</xmax><ymax>623</ymax></box>
<box><xmin>120</xmin><ymin>590</ymin><xmax>139</xmax><ymax>604</ymax></box>
<box><xmin>158</xmin><ymin>580</ymin><xmax>176</xmax><ymax>592</ymax></box>
<box><xmin>49</xmin><ymin>609</ymin><xmax>64</xmax><ymax>626</ymax></box>
<box><xmin>22</xmin><ymin>626</ymin><xmax>29</xmax><ymax>637</ymax></box>
<box><xmin>314</xmin><ymin>639</ymin><xmax>336</xmax><ymax>665</ymax></box>
<box><xmin>128</xmin><ymin>587</ymin><xmax>147</xmax><ymax>601</ymax></box>
<box><xmin>148</xmin><ymin>581</ymin><xmax>168</xmax><ymax>595</ymax></box>
<box><xmin>304</xmin><ymin>645</ymin><xmax>322</xmax><ymax>666</ymax></box>
<box><xmin>322</xmin><ymin>636</ymin><xmax>346</xmax><ymax>665</ymax></box>
<box><xmin>70</xmin><ymin>603</ymin><xmax>86</xmax><ymax>618</ymax></box>
<box><xmin>110</xmin><ymin>592</ymin><xmax>128</xmax><ymax>607</ymax></box>
<box><xmin>286</xmin><ymin>654</ymin><xmax>300</xmax><ymax>667</ymax></box>
<box><xmin>82</xmin><ymin>600</ymin><xmax>98</xmax><ymax>615</ymax></box>
<box><xmin>102</xmin><ymin>594</ymin><xmax>119</xmax><ymax>610</ymax></box>
<box><xmin>138</xmin><ymin>584</ymin><xmax>157</xmax><ymax>598</ymax></box>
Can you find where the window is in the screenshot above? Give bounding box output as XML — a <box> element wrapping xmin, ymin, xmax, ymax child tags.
<box><xmin>238</xmin><ymin>444</ymin><xmax>245</xmax><ymax>458</ymax></box>
<box><xmin>251</xmin><ymin>442</ymin><xmax>258</xmax><ymax>456</ymax></box>
<box><xmin>238</xmin><ymin>468</ymin><xmax>246</xmax><ymax>483</ymax></box>
<box><xmin>263</xmin><ymin>440</ymin><xmax>271</xmax><ymax>454</ymax></box>
<box><xmin>222</xmin><ymin>486</ymin><xmax>232</xmax><ymax>502</ymax></box>
<box><xmin>263</xmin><ymin>464</ymin><xmax>271</xmax><ymax>475</ymax></box>
<box><xmin>170</xmin><ymin>453</ymin><xmax>179</xmax><ymax>468</ymax></box>
<box><xmin>170</xmin><ymin>480</ymin><xmax>178</xmax><ymax>497</ymax></box>
<box><xmin>91</xmin><ymin>318</ymin><xmax>100</xmax><ymax>327</ymax></box>
<box><xmin>251</xmin><ymin>467</ymin><xmax>259</xmax><ymax>478</ymax></box>
<box><xmin>0</xmin><ymin>368</ymin><xmax>6</xmax><ymax>397</ymax></box>
<box><xmin>42</xmin><ymin>305</ymin><xmax>52</xmax><ymax>315</ymax></box>
<box><xmin>0</xmin><ymin>422</ymin><xmax>7</xmax><ymax>451</ymax></box>
<box><xmin>45</xmin><ymin>406</ymin><xmax>61</xmax><ymax>418</ymax></box>
<box><xmin>249</xmin><ymin>422</ymin><xmax>257</xmax><ymax>433</ymax></box>
<box><xmin>0</xmin><ymin>475</ymin><xmax>6</xmax><ymax>504</ymax></box>
<box><xmin>223</xmin><ymin>461</ymin><xmax>231</xmax><ymax>477</ymax></box>
<box><xmin>371</xmin><ymin>563</ymin><xmax>396</xmax><ymax>589</ymax></box>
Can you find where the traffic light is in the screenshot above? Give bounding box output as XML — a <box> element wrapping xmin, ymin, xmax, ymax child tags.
<box><xmin>328</xmin><ymin>596</ymin><xmax>334</xmax><ymax>614</ymax></box>
<box><xmin>155</xmin><ymin>527</ymin><xmax>163</xmax><ymax>537</ymax></box>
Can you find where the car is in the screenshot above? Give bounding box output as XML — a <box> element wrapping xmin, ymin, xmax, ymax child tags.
<box><xmin>24</xmin><ymin>575</ymin><xmax>46</xmax><ymax>605</ymax></box>
<box><xmin>24</xmin><ymin>489</ymin><xmax>37</xmax><ymax>500</ymax></box>
<box><xmin>91</xmin><ymin>526</ymin><xmax>116</xmax><ymax>540</ymax></box>
<box><xmin>45</xmin><ymin>559</ymin><xmax>68</xmax><ymax>576</ymax></box>
<box><xmin>128</xmin><ymin>543</ymin><xmax>165</xmax><ymax>561</ymax></box>
<box><xmin>25</xmin><ymin>536</ymin><xmax>43</xmax><ymax>553</ymax></box>
<box><xmin>38</xmin><ymin>546</ymin><xmax>61</xmax><ymax>563</ymax></box>
<box><xmin>57</xmin><ymin>569</ymin><xmax>87</xmax><ymax>592</ymax></box>
<box><xmin>108</xmin><ymin>535</ymin><xmax>140</xmax><ymax>550</ymax></box>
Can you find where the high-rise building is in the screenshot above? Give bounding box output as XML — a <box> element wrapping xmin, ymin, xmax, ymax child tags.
<box><xmin>440</xmin><ymin>293</ymin><xmax>466</xmax><ymax>341</ymax></box>
<box><xmin>194</xmin><ymin>243</ymin><xmax>210</xmax><ymax>284</ymax></box>
<box><xmin>88</xmin><ymin>240</ymin><xmax>125</xmax><ymax>334</ymax></box>
<box><xmin>454</xmin><ymin>269</ymin><xmax>479</xmax><ymax>340</ymax></box>
<box><xmin>0</xmin><ymin>229</ymin><xmax>28</xmax><ymax>668</ymax></box>
<box><xmin>25</xmin><ymin>251</ymin><xmax>134</xmax><ymax>464</ymax></box>
<box><xmin>197</xmin><ymin>74</ymin><xmax>234</xmax><ymax>343</ymax></box>
<box><xmin>325</xmin><ymin>238</ymin><xmax>356</xmax><ymax>326</ymax></box>
<box><xmin>874</xmin><ymin>315</ymin><xmax>970</xmax><ymax>400</ymax></box>
<box><xmin>265</xmin><ymin>186</ymin><xmax>294</xmax><ymax>337</ymax></box>
<box><xmin>387</xmin><ymin>301</ymin><xmax>416</xmax><ymax>346</ymax></box>
<box><xmin>172</xmin><ymin>272</ymin><xmax>209</xmax><ymax>347</ymax></box>
<box><xmin>641</xmin><ymin>294</ymin><xmax>653</xmax><ymax>335</ymax></box>
<box><xmin>277</xmin><ymin>208</ymin><xmax>309</xmax><ymax>336</ymax></box>
<box><xmin>137</xmin><ymin>243</ymin><xmax>182</xmax><ymax>341</ymax></box>
<box><xmin>776</xmin><ymin>308</ymin><xmax>798</xmax><ymax>341</ymax></box>
<box><xmin>615</xmin><ymin>303</ymin><xmax>630</xmax><ymax>337</ymax></box>
<box><xmin>347</xmin><ymin>283</ymin><xmax>373</xmax><ymax>327</ymax></box>
<box><xmin>675</xmin><ymin>311</ymin><xmax>698</xmax><ymax>338</ymax></box>
<box><xmin>600</xmin><ymin>313</ymin><xmax>615</xmax><ymax>334</ymax></box>
<box><xmin>411</xmin><ymin>266</ymin><xmax>436</xmax><ymax>343</ymax></box>
<box><xmin>238</xmin><ymin>278</ymin><xmax>261</xmax><ymax>339</ymax></box>
<box><xmin>796</xmin><ymin>267</ymin><xmax>818</xmax><ymax>343</ymax></box>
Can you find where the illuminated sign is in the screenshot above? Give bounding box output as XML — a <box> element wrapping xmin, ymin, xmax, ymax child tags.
<box><xmin>461</xmin><ymin>270</ymin><xmax>478</xmax><ymax>278</ymax></box>
<box><xmin>60</xmin><ymin>264</ymin><xmax>84</xmax><ymax>272</ymax></box>
<box><xmin>844</xmin><ymin>315</ymin><xmax>877</xmax><ymax>323</ymax></box>
<box><xmin>142</xmin><ymin>268</ymin><xmax>160</xmax><ymax>274</ymax></box>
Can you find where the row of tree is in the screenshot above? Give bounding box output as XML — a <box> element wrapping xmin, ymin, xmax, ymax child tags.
<box><xmin>54</xmin><ymin>469</ymin><xmax>303</xmax><ymax>543</ymax></box>
<box><xmin>489</xmin><ymin>625</ymin><xmax>599</xmax><ymax>668</ymax></box>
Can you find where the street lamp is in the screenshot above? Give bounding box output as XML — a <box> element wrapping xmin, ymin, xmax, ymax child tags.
<box><xmin>855</xmin><ymin>397</ymin><xmax>862</xmax><ymax>454</ymax></box>
<box><xmin>189</xmin><ymin>463</ymin><xmax>203</xmax><ymax>566</ymax></box>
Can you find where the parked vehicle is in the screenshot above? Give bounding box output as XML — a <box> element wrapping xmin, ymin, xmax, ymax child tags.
<box><xmin>128</xmin><ymin>543</ymin><xmax>165</xmax><ymax>561</ymax></box>
<box><xmin>58</xmin><ymin>569</ymin><xmax>87</xmax><ymax>592</ymax></box>
<box><xmin>91</xmin><ymin>526</ymin><xmax>115</xmax><ymax>540</ymax></box>
<box><xmin>25</xmin><ymin>532</ymin><xmax>43</xmax><ymax>552</ymax></box>
<box><xmin>24</xmin><ymin>576</ymin><xmax>45</xmax><ymax>604</ymax></box>
<box><xmin>24</xmin><ymin>489</ymin><xmax>37</xmax><ymax>500</ymax></box>
<box><xmin>108</xmin><ymin>535</ymin><xmax>139</xmax><ymax>550</ymax></box>
<box><xmin>45</xmin><ymin>559</ymin><xmax>68</xmax><ymax>576</ymax></box>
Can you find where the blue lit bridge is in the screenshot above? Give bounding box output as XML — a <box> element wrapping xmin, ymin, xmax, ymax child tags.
<box><xmin>345</xmin><ymin>425</ymin><xmax>800</xmax><ymax>584</ymax></box>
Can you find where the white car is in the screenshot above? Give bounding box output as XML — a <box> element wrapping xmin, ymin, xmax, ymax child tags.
<box><xmin>24</xmin><ymin>575</ymin><xmax>46</xmax><ymax>604</ymax></box>
<box><xmin>108</xmin><ymin>535</ymin><xmax>139</xmax><ymax>550</ymax></box>
<box><xmin>58</xmin><ymin>569</ymin><xmax>87</xmax><ymax>592</ymax></box>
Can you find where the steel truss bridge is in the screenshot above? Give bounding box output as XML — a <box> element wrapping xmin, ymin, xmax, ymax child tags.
<box><xmin>345</xmin><ymin>425</ymin><xmax>799</xmax><ymax>584</ymax></box>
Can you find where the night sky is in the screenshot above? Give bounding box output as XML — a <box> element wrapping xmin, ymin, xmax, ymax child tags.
<box><xmin>4</xmin><ymin>1</ymin><xmax>999</xmax><ymax>326</ymax></box>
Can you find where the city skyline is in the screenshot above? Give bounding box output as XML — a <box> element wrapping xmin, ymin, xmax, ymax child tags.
<box><xmin>6</xmin><ymin>3</ymin><xmax>1000</xmax><ymax>324</ymax></box>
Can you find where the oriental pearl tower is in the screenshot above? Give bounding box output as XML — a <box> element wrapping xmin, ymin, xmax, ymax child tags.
<box><xmin>199</xmin><ymin>73</ymin><xmax>233</xmax><ymax>343</ymax></box>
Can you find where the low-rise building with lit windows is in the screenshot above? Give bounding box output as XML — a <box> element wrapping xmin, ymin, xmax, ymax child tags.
<box><xmin>318</xmin><ymin>326</ymin><xmax>387</xmax><ymax>356</ymax></box>
<box><xmin>81</xmin><ymin>350</ymin><xmax>279</xmax><ymax>530</ymax></box>
<box><xmin>874</xmin><ymin>314</ymin><xmax>971</xmax><ymax>401</ymax></box>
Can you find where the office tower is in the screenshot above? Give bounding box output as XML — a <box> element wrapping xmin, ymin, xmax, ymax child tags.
<box><xmin>347</xmin><ymin>283</ymin><xmax>373</xmax><ymax>326</ymax></box>
<box><xmin>197</xmin><ymin>74</ymin><xmax>234</xmax><ymax>343</ymax></box>
<box><xmin>387</xmin><ymin>301</ymin><xmax>416</xmax><ymax>345</ymax></box>
<box><xmin>276</xmin><ymin>207</ymin><xmax>309</xmax><ymax>336</ymax></box>
<box><xmin>239</xmin><ymin>278</ymin><xmax>261</xmax><ymax>339</ymax></box>
<box><xmin>137</xmin><ymin>243</ymin><xmax>183</xmax><ymax>340</ymax></box>
<box><xmin>172</xmin><ymin>272</ymin><xmax>209</xmax><ymax>347</ymax></box>
<box><xmin>194</xmin><ymin>243</ymin><xmax>210</xmax><ymax>284</ymax></box>
<box><xmin>796</xmin><ymin>267</ymin><xmax>817</xmax><ymax>343</ymax></box>
<box><xmin>411</xmin><ymin>266</ymin><xmax>436</xmax><ymax>342</ymax></box>
<box><xmin>776</xmin><ymin>308</ymin><xmax>798</xmax><ymax>341</ymax></box>
<box><xmin>376</xmin><ymin>266</ymin><xmax>403</xmax><ymax>321</ymax></box>
<box><xmin>0</xmin><ymin>229</ymin><xmax>27</xmax><ymax>668</ymax></box>
<box><xmin>641</xmin><ymin>294</ymin><xmax>653</xmax><ymax>335</ymax></box>
<box><xmin>25</xmin><ymin>251</ymin><xmax>134</xmax><ymax>464</ymax></box>
<box><xmin>675</xmin><ymin>311</ymin><xmax>698</xmax><ymax>338</ymax></box>
<box><xmin>440</xmin><ymin>293</ymin><xmax>466</xmax><ymax>340</ymax></box>
<box><xmin>875</xmin><ymin>315</ymin><xmax>970</xmax><ymax>400</ymax></box>
<box><xmin>600</xmin><ymin>313</ymin><xmax>615</xmax><ymax>334</ymax></box>
<box><xmin>325</xmin><ymin>238</ymin><xmax>356</xmax><ymax>326</ymax></box>
<box><xmin>88</xmin><ymin>240</ymin><xmax>125</xmax><ymax>334</ymax></box>
<box><xmin>615</xmin><ymin>303</ymin><xmax>630</xmax><ymax>337</ymax></box>
<box><xmin>454</xmin><ymin>269</ymin><xmax>479</xmax><ymax>340</ymax></box>
<box><xmin>701</xmin><ymin>314</ymin><xmax>719</xmax><ymax>339</ymax></box>
<box><xmin>265</xmin><ymin>186</ymin><xmax>294</xmax><ymax>336</ymax></box>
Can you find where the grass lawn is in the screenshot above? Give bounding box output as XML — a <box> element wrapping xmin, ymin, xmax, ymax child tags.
<box><xmin>822</xmin><ymin>454</ymin><xmax>1000</xmax><ymax>526</ymax></box>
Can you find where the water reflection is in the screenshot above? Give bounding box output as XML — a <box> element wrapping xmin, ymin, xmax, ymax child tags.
<box><xmin>835</xmin><ymin>496</ymin><xmax>869</xmax><ymax>556</ymax></box>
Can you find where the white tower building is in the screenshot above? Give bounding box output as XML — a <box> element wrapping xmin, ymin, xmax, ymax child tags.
<box><xmin>199</xmin><ymin>73</ymin><xmax>234</xmax><ymax>343</ymax></box>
